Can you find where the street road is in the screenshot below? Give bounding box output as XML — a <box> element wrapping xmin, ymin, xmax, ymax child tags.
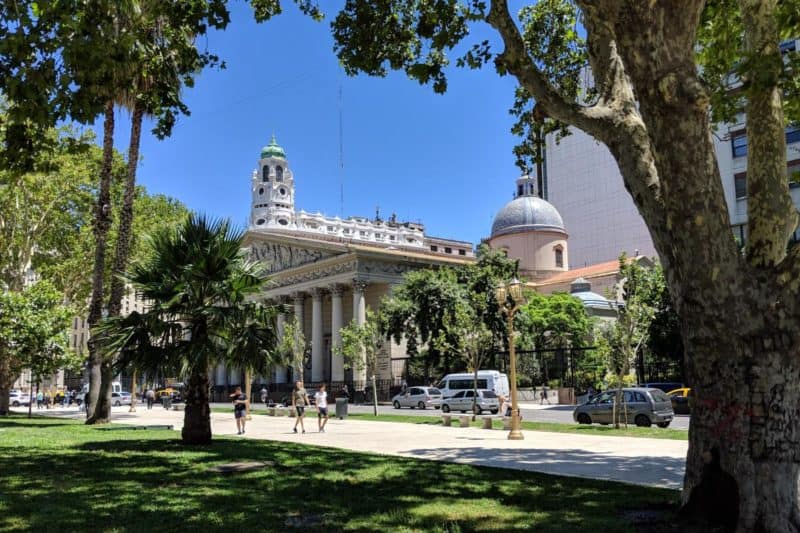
<box><xmin>232</xmin><ymin>401</ymin><xmax>691</xmax><ymax>430</ymax></box>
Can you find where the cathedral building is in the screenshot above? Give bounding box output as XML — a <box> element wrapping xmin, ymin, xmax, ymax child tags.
<box><xmin>214</xmin><ymin>136</ymin><xmax>474</xmax><ymax>393</ymax></box>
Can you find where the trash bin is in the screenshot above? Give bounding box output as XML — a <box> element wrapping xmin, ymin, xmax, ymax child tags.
<box><xmin>335</xmin><ymin>397</ymin><xmax>348</xmax><ymax>420</ymax></box>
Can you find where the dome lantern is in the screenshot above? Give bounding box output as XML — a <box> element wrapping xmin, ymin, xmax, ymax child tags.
<box><xmin>261</xmin><ymin>134</ymin><xmax>286</xmax><ymax>160</ymax></box>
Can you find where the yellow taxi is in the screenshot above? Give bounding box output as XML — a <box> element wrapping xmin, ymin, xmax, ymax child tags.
<box><xmin>666</xmin><ymin>387</ymin><xmax>691</xmax><ymax>415</ymax></box>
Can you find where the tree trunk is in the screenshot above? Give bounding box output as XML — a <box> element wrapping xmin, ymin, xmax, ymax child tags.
<box><xmin>0</xmin><ymin>355</ymin><xmax>13</xmax><ymax>416</ymax></box>
<box><xmin>0</xmin><ymin>383</ymin><xmax>10</xmax><ymax>416</ymax></box>
<box><xmin>86</xmin><ymin>101</ymin><xmax>116</xmax><ymax>423</ymax></box>
<box><xmin>93</xmin><ymin>101</ymin><xmax>145</xmax><ymax>423</ymax></box>
<box><xmin>182</xmin><ymin>369</ymin><xmax>212</xmax><ymax>445</ymax></box>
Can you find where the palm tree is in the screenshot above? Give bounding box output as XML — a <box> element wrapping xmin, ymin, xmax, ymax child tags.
<box><xmin>96</xmin><ymin>214</ymin><xmax>280</xmax><ymax>444</ymax></box>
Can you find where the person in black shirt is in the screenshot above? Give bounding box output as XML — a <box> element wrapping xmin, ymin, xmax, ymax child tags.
<box><xmin>230</xmin><ymin>386</ymin><xmax>248</xmax><ymax>435</ymax></box>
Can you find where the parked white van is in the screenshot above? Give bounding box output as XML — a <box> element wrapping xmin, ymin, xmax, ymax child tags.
<box><xmin>437</xmin><ymin>371</ymin><xmax>510</xmax><ymax>399</ymax></box>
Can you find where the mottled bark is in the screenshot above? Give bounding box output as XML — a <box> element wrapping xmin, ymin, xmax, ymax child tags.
<box><xmin>486</xmin><ymin>0</ymin><xmax>800</xmax><ymax>529</ymax></box>
<box><xmin>86</xmin><ymin>101</ymin><xmax>116</xmax><ymax>423</ymax></box>
<box><xmin>182</xmin><ymin>369</ymin><xmax>212</xmax><ymax>445</ymax></box>
<box><xmin>740</xmin><ymin>0</ymin><xmax>797</xmax><ymax>268</ymax></box>
<box><xmin>92</xmin><ymin>101</ymin><xmax>146</xmax><ymax>423</ymax></box>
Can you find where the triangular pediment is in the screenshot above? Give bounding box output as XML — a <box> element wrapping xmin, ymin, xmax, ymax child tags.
<box><xmin>244</xmin><ymin>231</ymin><xmax>346</xmax><ymax>274</ymax></box>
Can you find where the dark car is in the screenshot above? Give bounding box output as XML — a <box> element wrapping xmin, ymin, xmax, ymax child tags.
<box><xmin>639</xmin><ymin>382</ymin><xmax>684</xmax><ymax>394</ymax></box>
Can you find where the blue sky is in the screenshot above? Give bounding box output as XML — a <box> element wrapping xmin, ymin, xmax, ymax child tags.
<box><xmin>95</xmin><ymin>2</ymin><xmax>523</xmax><ymax>245</ymax></box>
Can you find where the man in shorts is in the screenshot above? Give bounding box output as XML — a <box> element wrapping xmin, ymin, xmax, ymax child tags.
<box><xmin>292</xmin><ymin>381</ymin><xmax>308</xmax><ymax>434</ymax></box>
<box><xmin>315</xmin><ymin>384</ymin><xmax>329</xmax><ymax>433</ymax></box>
<box><xmin>230</xmin><ymin>386</ymin><xmax>248</xmax><ymax>435</ymax></box>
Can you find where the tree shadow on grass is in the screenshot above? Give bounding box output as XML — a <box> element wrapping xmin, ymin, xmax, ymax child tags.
<box><xmin>401</xmin><ymin>446</ymin><xmax>686</xmax><ymax>489</ymax></box>
<box><xmin>0</xmin><ymin>428</ymin><xmax>678</xmax><ymax>532</ymax></box>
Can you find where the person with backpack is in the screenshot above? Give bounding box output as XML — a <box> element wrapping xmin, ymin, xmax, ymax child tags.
<box><xmin>230</xmin><ymin>386</ymin><xmax>248</xmax><ymax>435</ymax></box>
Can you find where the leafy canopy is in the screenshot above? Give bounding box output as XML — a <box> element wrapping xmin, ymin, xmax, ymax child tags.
<box><xmin>96</xmin><ymin>214</ymin><xmax>280</xmax><ymax>379</ymax></box>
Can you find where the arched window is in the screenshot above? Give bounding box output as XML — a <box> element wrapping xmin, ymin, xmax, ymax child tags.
<box><xmin>276</xmin><ymin>166</ymin><xmax>284</xmax><ymax>182</ymax></box>
<box><xmin>262</xmin><ymin>166</ymin><xmax>269</xmax><ymax>182</ymax></box>
<box><xmin>555</xmin><ymin>247</ymin><xmax>564</xmax><ymax>268</ymax></box>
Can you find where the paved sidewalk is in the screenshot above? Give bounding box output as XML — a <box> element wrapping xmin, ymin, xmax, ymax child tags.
<box><xmin>24</xmin><ymin>405</ymin><xmax>686</xmax><ymax>489</ymax></box>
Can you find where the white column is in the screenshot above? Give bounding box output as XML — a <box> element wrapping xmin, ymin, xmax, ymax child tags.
<box><xmin>311</xmin><ymin>287</ymin><xmax>325</xmax><ymax>382</ymax></box>
<box><xmin>275</xmin><ymin>303</ymin><xmax>288</xmax><ymax>384</ymax></box>
<box><xmin>330</xmin><ymin>284</ymin><xmax>345</xmax><ymax>382</ymax></box>
<box><xmin>292</xmin><ymin>292</ymin><xmax>305</xmax><ymax>383</ymax></box>
<box><xmin>352</xmin><ymin>278</ymin><xmax>368</xmax><ymax>382</ymax></box>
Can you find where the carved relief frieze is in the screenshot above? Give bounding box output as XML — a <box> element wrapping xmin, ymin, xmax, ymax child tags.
<box><xmin>248</xmin><ymin>242</ymin><xmax>337</xmax><ymax>274</ymax></box>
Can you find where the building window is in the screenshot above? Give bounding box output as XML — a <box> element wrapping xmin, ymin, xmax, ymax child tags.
<box><xmin>430</xmin><ymin>245</ymin><xmax>438</xmax><ymax>252</ymax></box>
<box><xmin>555</xmin><ymin>247</ymin><xmax>564</xmax><ymax>268</ymax></box>
<box><xmin>262</xmin><ymin>166</ymin><xmax>269</xmax><ymax>182</ymax></box>
<box><xmin>444</xmin><ymin>247</ymin><xmax>452</xmax><ymax>254</ymax></box>
<box><xmin>327</xmin><ymin>226</ymin><xmax>334</xmax><ymax>231</ymax></box>
<box><xmin>359</xmin><ymin>230</ymin><xmax>367</xmax><ymax>236</ymax></box>
<box><xmin>517</xmin><ymin>184</ymin><xmax>524</xmax><ymax>197</ymax></box>
<box><xmin>278</xmin><ymin>219</ymin><xmax>288</xmax><ymax>226</ymax></box>
<box><xmin>735</xmin><ymin>172</ymin><xmax>747</xmax><ymax>198</ymax></box>
<box><xmin>258</xmin><ymin>187</ymin><xmax>264</xmax><ymax>195</ymax></box>
<box><xmin>256</xmin><ymin>219</ymin><xmax>265</xmax><ymax>225</ymax></box>
<box><xmin>389</xmin><ymin>235</ymin><xmax>395</xmax><ymax>240</ymax></box>
<box><xmin>458</xmin><ymin>249</ymin><xmax>466</xmax><ymax>256</ymax></box>
<box><xmin>731</xmin><ymin>131</ymin><xmax>747</xmax><ymax>158</ymax></box>
<box><xmin>276</xmin><ymin>166</ymin><xmax>284</xmax><ymax>182</ymax></box>
<box><xmin>279</xmin><ymin>187</ymin><xmax>287</xmax><ymax>196</ymax></box>
<box><xmin>787</xmin><ymin>125</ymin><xmax>800</xmax><ymax>145</ymax></box>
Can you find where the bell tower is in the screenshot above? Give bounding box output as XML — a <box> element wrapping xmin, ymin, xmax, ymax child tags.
<box><xmin>250</xmin><ymin>134</ymin><xmax>295</xmax><ymax>229</ymax></box>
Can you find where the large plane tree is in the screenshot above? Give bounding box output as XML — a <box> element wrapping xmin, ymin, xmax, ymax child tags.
<box><xmin>271</xmin><ymin>0</ymin><xmax>800</xmax><ymax>529</ymax></box>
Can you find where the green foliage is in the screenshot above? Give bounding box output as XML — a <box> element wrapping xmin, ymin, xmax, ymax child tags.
<box><xmin>510</xmin><ymin>0</ymin><xmax>586</xmax><ymax>173</ymax></box>
<box><xmin>96</xmin><ymin>214</ymin><xmax>280</xmax><ymax>379</ymax></box>
<box><xmin>0</xmin><ymin>280</ymin><xmax>77</xmax><ymax>390</ymax></box>
<box><xmin>379</xmin><ymin>245</ymin><xmax>517</xmax><ymax>378</ymax></box>
<box><xmin>331</xmin><ymin>0</ymin><xmax>486</xmax><ymax>94</ymax></box>
<box><xmin>0</xmin><ymin>1</ymin><xmax>232</xmax><ymax>168</ymax></box>
<box><xmin>697</xmin><ymin>0</ymin><xmax>800</xmax><ymax>125</ymax></box>
<box><xmin>517</xmin><ymin>291</ymin><xmax>591</xmax><ymax>351</ymax></box>
<box><xmin>337</xmin><ymin>310</ymin><xmax>384</xmax><ymax>377</ymax></box>
<box><xmin>276</xmin><ymin>315</ymin><xmax>307</xmax><ymax>381</ymax></box>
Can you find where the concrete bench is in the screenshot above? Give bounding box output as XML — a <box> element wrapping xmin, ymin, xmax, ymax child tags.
<box><xmin>172</xmin><ymin>404</ymin><xmax>185</xmax><ymax>411</ymax></box>
<box><xmin>441</xmin><ymin>414</ymin><xmax>453</xmax><ymax>426</ymax></box>
<box><xmin>458</xmin><ymin>415</ymin><xmax>471</xmax><ymax>427</ymax></box>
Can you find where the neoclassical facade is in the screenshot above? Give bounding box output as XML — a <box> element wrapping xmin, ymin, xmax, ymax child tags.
<box><xmin>212</xmin><ymin>137</ymin><xmax>474</xmax><ymax>391</ymax></box>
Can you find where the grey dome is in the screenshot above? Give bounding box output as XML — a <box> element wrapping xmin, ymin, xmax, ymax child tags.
<box><xmin>491</xmin><ymin>195</ymin><xmax>566</xmax><ymax>238</ymax></box>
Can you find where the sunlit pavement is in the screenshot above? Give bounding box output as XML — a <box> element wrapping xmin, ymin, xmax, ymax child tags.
<box><xmin>16</xmin><ymin>404</ymin><xmax>687</xmax><ymax>490</ymax></box>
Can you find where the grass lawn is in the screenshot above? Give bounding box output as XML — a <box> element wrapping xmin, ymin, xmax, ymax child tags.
<box><xmin>0</xmin><ymin>415</ymin><xmax>676</xmax><ymax>532</ymax></box>
<box><xmin>345</xmin><ymin>414</ymin><xmax>689</xmax><ymax>441</ymax></box>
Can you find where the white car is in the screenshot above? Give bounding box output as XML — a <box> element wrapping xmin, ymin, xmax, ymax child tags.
<box><xmin>391</xmin><ymin>387</ymin><xmax>443</xmax><ymax>410</ymax></box>
<box><xmin>111</xmin><ymin>392</ymin><xmax>132</xmax><ymax>406</ymax></box>
<box><xmin>9</xmin><ymin>390</ymin><xmax>30</xmax><ymax>407</ymax></box>
<box><xmin>441</xmin><ymin>390</ymin><xmax>500</xmax><ymax>415</ymax></box>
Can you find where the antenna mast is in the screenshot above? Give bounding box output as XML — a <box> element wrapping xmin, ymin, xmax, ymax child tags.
<box><xmin>338</xmin><ymin>76</ymin><xmax>344</xmax><ymax>218</ymax></box>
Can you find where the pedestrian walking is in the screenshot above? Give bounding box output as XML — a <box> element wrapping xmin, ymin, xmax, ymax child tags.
<box><xmin>315</xmin><ymin>384</ymin><xmax>329</xmax><ymax>433</ymax></box>
<box><xmin>499</xmin><ymin>394</ymin><xmax>511</xmax><ymax>417</ymax></box>
<box><xmin>260</xmin><ymin>386</ymin><xmax>268</xmax><ymax>407</ymax></box>
<box><xmin>292</xmin><ymin>381</ymin><xmax>309</xmax><ymax>434</ymax></box>
<box><xmin>36</xmin><ymin>391</ymin><xmax>43</xmax><ymax>409</ymax></box>
<box><xmin>540</xmin><ymin>385</ymin><xmax>550</xmax><ymax>405</ymax></box>
<box><xmin>230</xmin><ymin>386</ymin><xmax>248</xmax><ymax>435</ymax></box>
<box><xmin>145</xmin><ymin>388</ymin><xmax>155</xmax><ymax>410</ymax></box>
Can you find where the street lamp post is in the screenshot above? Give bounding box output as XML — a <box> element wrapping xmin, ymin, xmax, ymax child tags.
<box><xmin>495</xmin><ymin>278</ymin><xmax>526</xmax><ymax>440</ymax></box>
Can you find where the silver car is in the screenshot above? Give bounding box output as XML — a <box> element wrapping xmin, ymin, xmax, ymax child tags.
<box><xmin>111</xmin><ymin>392</ymin><xmax>132</xmax><ymax>406</ymax></box>
<box><xmin>573</xmin><ymin>388</ymin><xmax>674</xmax><ymax>428</ymax></box>
<box><xmin>392</xmin><ymin>387</ymin><xmax>442</xmax><ymax>410</ymax></box>
<box><xmin>441</xmin><ymin>390</ymin><xmax>500</xmax><ymax>415</ymax></box>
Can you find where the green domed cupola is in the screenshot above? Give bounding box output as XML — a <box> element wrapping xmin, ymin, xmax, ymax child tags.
<box><xmin>261</xmin><ymin>134</ymin><xmax>286</xmax><ymax>160</ymax></box>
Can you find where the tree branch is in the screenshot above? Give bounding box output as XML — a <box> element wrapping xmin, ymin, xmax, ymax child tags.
<box><xmin>487</xmin><ymin>0</ymin><xmax>613</xmax><ymax>136</ymax></box>
<box><xmin>740</xmin><ymin>0</ymin><xmax>798</xmax><ymax>268</ymax></box>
